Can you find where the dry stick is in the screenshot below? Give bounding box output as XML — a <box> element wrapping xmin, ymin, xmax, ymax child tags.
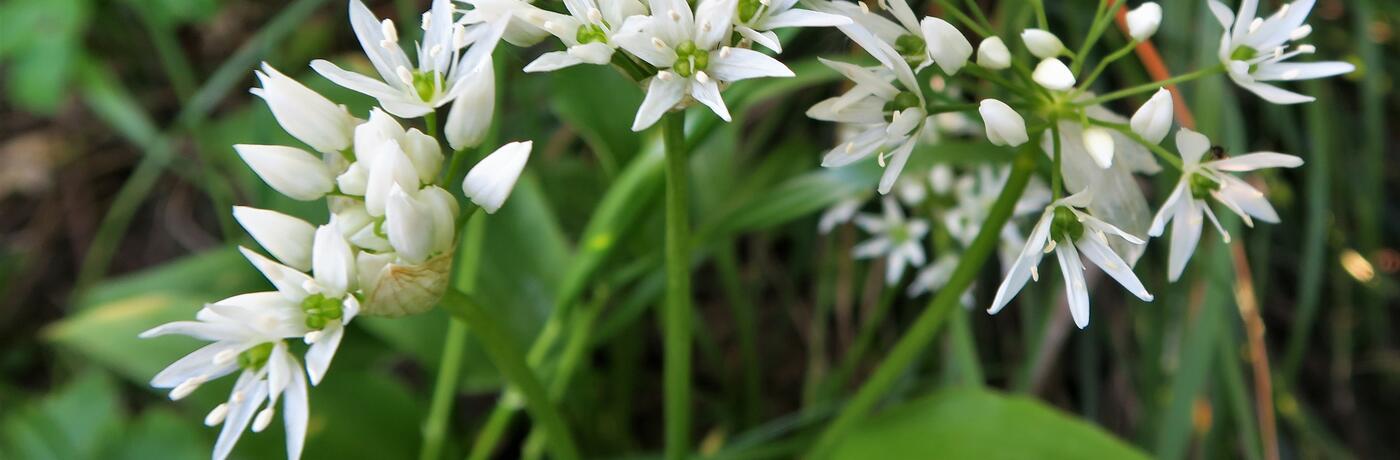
<box><xmin>1111</xmin><ymin>6</ymin><xmax>1278</xmax><ymax>460</ymax></box>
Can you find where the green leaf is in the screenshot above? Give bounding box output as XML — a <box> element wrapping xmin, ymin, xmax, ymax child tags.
<box><xmin>549</xmin><ymin>64</ymin><xmax>644</xmax><ymax>171</ymax></box>
<box><xmin>103</xmin><ymin>409</ymin><xmax>208</xmax><ymax>460</ymax></box>
<box><xmin>829</xmin><ymin>388</ymin><xmax>1149</xmax><ymax>460</ymax></box>
<box><xmin>0</xmin><ymin>372</ymin><xmax>122</xmax><ymax>460</ymax></box>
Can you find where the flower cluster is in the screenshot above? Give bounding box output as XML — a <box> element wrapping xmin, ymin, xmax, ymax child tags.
<box><xmin>806</xmin><ymin>0</ymin><xmax>1346</xmax><ymax>328</ymax></box>
<box><xmin>142</xmin><ymin>1</ymin><xmax>534</xmax><ymax>458</ymax></box>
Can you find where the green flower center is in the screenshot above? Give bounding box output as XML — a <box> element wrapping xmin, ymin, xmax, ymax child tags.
<box><xmin>894</xmin><ymin>34</ymin><xmax>927</xmax><ymax>65</ymax></box>
<box><xmin>300</xmin><ymin>293</ymin><xmax>345</xmax><ymax>330</ymax></box>
<box><xmin>1188</xmin><ymin>173</ymin><xmax>1222</xmax><ymax>200</ymax></box>
<box><xmin>412</xmin><ymin>71</ymin><xmax>442</xmax><ymax>102</ymax></box>
<box><xmin>883</xmin><ymin>91</ymin><xmax>922</xmax><ymax>118</ymax></box>
<box><xmin>576</xmin><ymin>24</ymin><xmax>608</xmax><ymax>44</ymax></box>
<box><xmin>1050</xmin><ymin>206</ymin><xmax>1084</xmax><ymax>242</ymax></box>
<box><xmin>737</xmin><ymin>0</ymin><xmax>764</xmax><ymax>23</ymax></box>
<box><xmin>1230</xmin><ymin>45</ymin><xmax>1257</xmax><ymax>61</ymax></box>
<box><xmin>672</xmin><ymin>40</ymin><xmax>710</xmax><ymax>78</ymax></box>
<box><xmin>238</xmin><ymin>343</ymin><xmax>275</xmax><ymax>371</ymax></box>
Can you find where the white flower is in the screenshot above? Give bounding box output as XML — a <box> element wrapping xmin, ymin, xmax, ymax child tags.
<box><xmin>1020</xmin><ymin>28</ymin><xmax>1065</xmax><ymax>59</ymax></box>
<box><xmin>238</xmin><ymin>237</ymin><xmax>362</xmax><ymax>384</ymax></box>
<box><xmin>446</xmin><ymin>56</ymin><xmax>497</xmax><ymax>150</ymax></box>
<box><xmin>1081</xmin><ymin>126</ymin><xmax>1116</xmax><ymax>169</ymax></box>
<box><xmin>943</xmin><ymin>166</ymin><xmax>1049</xmax><ymax>269</ymax></box>
<box><xmin>252</xmin><ymin>62</ymin><xmax>358</xmax><ymax>154</ymax></box>
<box><xmin>977</xmin><ymin>99</ymin><xmax>1027</xmax><ymax>147</ymax></box>
<box><xmin>853</xmin><ymin>197</ymin><xmax>928</xmax><ymax>285</ymax></box>
<box><xmin>733</xmin><ymin>0</ymin><xmax>850</xmax><ymax>53</ymax></box>
<box><xmin>1208</xmin><ymin>0</ymin><xmax>1354</xmax><ymax>104</ymax></box>
<box><xmin>1032</xmin><ymin>58</ymin><xmax>1075</xmax><ymax>91</ymax></box>
<box><xmin>976</xmin><ymin>36</ymin><xmax>1011</xmax><ymax>70</ymax></box>
<box><xmin>464</xmin><ymin>141</ymin><xmax>532</xmax><ymax>213</ymax></box>
<box><xmin>313</xmin><ymin>0</ymin><xmax>506</xmax><ymax>117</ymax></box>
<box><xmin>522</xmin><ymin>0</ymin><xmax>648</xmax><ymax>71</ymax></box>
<box><xmin>907</xmin><ymin>255</ymin><xmax>972</xmax><ymax>305</ymax></box>
<box><xmin>1126</xmin><ymin>2</ymin><xmax>1162</xmax><ymax>41</ymax></box>
<box><xmin>234</xmin><ymin>144</ymin><xmax>336</xmax><ymax>201</ymax></box>
<box><xmin>140</xmin><ymin>299</ymin><xmax>310</xmax><ymax>460</ymax></box>
<box><xmin>818</xmin><ymin>197</ymin><xmax>863</xmax><ymax>233</ymax></box>
<box><xmin>350</xmin><ymin>109</ymin><xmax>444</xmax><ymax>216</ymax></box>
<box><xmin>459</xmin><ymin>0</ymin><xmax>558</xmax><ymax>46</ymax></box>
<box><xmin>1149</xmin><ymin>128</ymin><xmax>1302</xmax><ymax>280</ymax></box>
<box><xmin>820</xmin><ymin>0</ymin><xmax>970</xmax><ymax>75</ymax></box>
<box><xmin>990</xmin><ymin>192</ymin><xmax>1154</xmax><ymax>329</ymax></box>
<box><xmin>614</xmin><ymin>0</ymin><xmax>794</xmax><ymax>130</ymax></box>
<box><xmin>807</xmin><ymin>53</ymin><xmax>926</xmax><ymax>194</ymax></box>
<box><xmin>232</xmin><ymin>207</ymin><xmax>316</xmax><ymax>272</ymax></box>
<box><xmin>1130</xmin><ymin>88</ymin><xmax>1173</xmax><ymax>144</ymax></box>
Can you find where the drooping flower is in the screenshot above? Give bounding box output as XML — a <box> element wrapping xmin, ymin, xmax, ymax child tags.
<box><xmin>976</xmin><ymin>36</ymin><xmax>1011</xmax><ymax>70</ymax></box>
<box><xmin>853</xmin><ymin>197</ymin><xmax>928</xmax><ymax>285</ymax></box>
<box><xmin>313</xmin><ymin>0</ymin><xmax>506</xmax><ymax>117</ymax></box>
<box><xmin>1149</xmin><ymin>128</ymin><xmax>1302</xmax><ymax>280</ymax></box>
<box><xmin>522</xmin><ymin>0</ymin><xmax>648</xmax><ymax>72</ymax></box>
<box><xmin>1207</xmin><ymin>0</ymin><xmax>1354</xmax><ymax>104</ymax></box>
<box><xmin>1126</xmin><ymin>2</ymin><xmax>1163</xmax><ymax>41</ymax></box>
<box><xmin>235</xmin><ymin>144</ymin><xmax>337</xmax><ymax>201</ymax></box>
<box><xmin>1020</xmin><ymin>28</ymin><xmax>1065</xmax><ymax>59</ymax></box>
<box><xmin>464</xmin><ymin>141</ymin><xmax>533</xmax><ymax>213</ymax></box>
<box><xmin>733</xmin><ymin>0</ymin><xmax>850</xmax><ymax>53</ymax></box>
<box><xmin>978</xmin><ymin>99</ymin><xmax>1028</xmax><ymax>147</ymax></box>
<box><xmin>990</xmin><ymin>192</ymin><xmax>1155</xmax><ymax>329</ymax></box>
<box><xmin>818</xmin><ymin>197</ymin><xmax>864</xmax><ymax>233</ymax></box>
<box><xmin>613</xmin><ymin>0</ymin><xmax>794</xmax><ymax>130</ymax></box>
<box><xmin>1031</xmin><ymin>57</ymin><xmax>1075</xmax><ymax>91</ymax></box>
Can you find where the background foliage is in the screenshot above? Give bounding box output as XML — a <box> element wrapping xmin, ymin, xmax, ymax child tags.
<box><xmin>0</xmin><ymin>0</ymin><xmax>1396</xmax><ymax>458</ymax></box>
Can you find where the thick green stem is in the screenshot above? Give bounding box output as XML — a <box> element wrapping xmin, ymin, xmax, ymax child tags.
<box><xmin>439</xmin><ymin>290</ymin><xmax>581</xmax><ymax>460</ymax></box>
<box><xmin>420</xmin><ymin>213</ymin><xmax>487</xmax><ymax>460</ymax></box>
<box><xmin>1075</xmin><ymin>65</ymin><xmax>1227</xmax><ymax>107</ymax></box>
<box><xmin>806</xmin><ymin>146</ymin><xmax>1036</xmax><ymax>458</ymax></box>
<box><xmin>661</xmin><ymin>110</ymin><xmax>693</xmax><ymax>460</ymax></box>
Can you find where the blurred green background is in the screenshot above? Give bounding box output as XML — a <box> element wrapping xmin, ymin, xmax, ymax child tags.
<box><xmin>0</xmin><ymin>0</ymin><xmax>1395</xmax><ymax>458</ymax></box>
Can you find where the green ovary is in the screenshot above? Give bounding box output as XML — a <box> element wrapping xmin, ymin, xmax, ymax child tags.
<box><xmin>576</xmin><ymin>24</ymin><xmax>607</xmax><ymax>44</ymax></box>
<box><xmin>671</xmin><ymin>40</ymin><xmax>711</xmax><ymax>78</ymax></box>
<box><xmin>412</xmin><ymin>71</ymin><xmax>442</xmax><ymax>102</ymax></box>
<box><xmin>1189</xmin><ymin>173</ymin><xmax>1222</xmax><ymax>200</ymax></box>
<box><xmin>238</xmin><ymin>343</ymin><xmax>275</xmax><ymax>371</ymax></box>
<box><xmin>894</xmin><ymin>34</ymin><xmax>927</xmax><ymax>65</ymax></box>
<box><xmin>301</xmin><ymin>293</ymin><xmax>345</xmax><ymax>330</ymax></box>
<box><xmin>1050</xmin><ymin>206</ymin><xmax>1084</xmax><ymax>242</ymax></box>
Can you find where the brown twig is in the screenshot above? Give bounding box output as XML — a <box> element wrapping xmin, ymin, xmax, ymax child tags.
<box><xmin>1111</xmin><ymin>5</ymin><xmax>1279</xmax><ymax>460</ymax></box>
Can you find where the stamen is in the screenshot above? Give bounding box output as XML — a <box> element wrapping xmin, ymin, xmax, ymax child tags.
<box><xmin>656</xmin><ymin>70</ymin><xmax>675</xmax><ymax>81</ymax></box>
<box><xmin>205</xmin><ymin>404</ymin><xmax>230</xmax><ymax>426</ymax></box>
<box><xmin>171</xmin><ymin>377</ymin><xmax>205</xmax><ymax>400</ymax></box>
<box><xmin>1289</xmin><ymin>25</ymin><xmax>1312</xmax><ymax>41</ymax></box>
<box><xmin>1277</xmin><ymin>3</ymin><xmax>1291</xmax><ymax>17</ymax></box>
<box><xmin>397</xmin><ymin>66</ymin><xmax>415</xmax><ymax>86</ymax></box>
<box><xmin>719</xmin><ymin>46</ymin><xmax>732</xmax><ymax>58</ymax></box>
<box><xmin>858</xmin><ymin>1</ymin><xmax>870</xmax><ymax>14</ymax></box>
<box><xmin>651</xmin><ymin>37</ymin><xmax>667</xmax><ymax>50</ymax></box>
<box><xmin>453</xmin><ymin>25</ymin><xmax>469</xmax><ymax>49</ymax></box>
<box><xmin>587</xmin><ymin>7</ymin><xmax>603</xmax><ymax>23</ymax></box>
<box><xmin>1043</xmin><ymin>239</ymin><xmax>1057</xmax><ymax>253</ymax></box>
<box><xmin>1298</xmin><ymin>44</ymin><xmax>1316</xmax><ymax>54</ymax></box>
<box><xmin>702</xmin><ymin>21</ymin><xmax>712</xmax><ymax>33</ymax></box>
<box><xmin>230</xmin><ymin>390</ymin><xmax>246</xmax><ymax>404</ymax></box>
<box><xmin>213</xmin><ymin>349</ymin><xmax>239</xmax><ymax>365</ymax></box>
<box><xmin>876</xmin><ymin>151</ymin><xmax>888</xmax><ymax>167</ymax></box>
<box><xmin>421</xmin><ymin>12</ymin><xmax>432</xmax><ymax>31</ymax></box>
<box><xmin>381</xmin><ymin>19</ymin><xmax>399</xmax><ymax>44</ymax></box>
<box><xmin>429</xmin><ymin>44</ymin><xmax>443</xmax><ymax>58</ymax></box>
<box><xmin>669</xmin><ymin>9</ymin><xmax>682</xmax><ymax>21</ymax></box>
<box><xmin>1030</xmin><ymin>266</ymin><xmax>1040</xmax><ymax>282</ymax></box>
<box><xmin>695</xmin><ymin>70</ymin><xmax>711</xmax><ymax>84</ymax></box>
<box><xmin>252</xmin><ymin>408</ymin><xmax>276</xmax><ymax>432</ymax></box>
<box><xmin>304</xmin><ymin>330</ymin><xmax>324</xmax><ymax>344</ymax></box>
<box><xmin>1248</xmin><ymin>17</ymin><xmax>1263</xmax><ymax>34</ymax></box>
<box><xmin>844</xmin><ymin>142</ymin><xmax>855</xmax><ymax>154</ymax></box>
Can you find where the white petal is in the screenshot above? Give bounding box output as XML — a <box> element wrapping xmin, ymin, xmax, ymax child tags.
<box><xmin>149</xmin><ymin>343</ymin><xmax>242</xmax><ymax>388</ymax></box>
<box><xmin>234</xmin><ymin>145</ymin><xmax>334</xmax><ymax>201</ymax></box>
<box><xmin>1253</xmin><ymin>61</ymin><xmax>1354</xmax><ymax>81</ymax></box>
<box><xmin>707</xmin><ymin>47</ymin><xmax>795</xmax><ymax>81</ymax></box>
<box><xmin>877</xmin><ymin>137</ymin><xmax>918</xmax><ymax>195</ymax></box>
<box><xmin>989</xmin><ymin>212</ymin><xmax>1053</xmax><ymax>313</ymax></box>
<box><xmin>976</xmin><ymin>36</ymin><xmax>1011</xmax><ymax>69</ymax></box>
<box><xmin>1215</xmin><ymin>175</ymin><xmax>1281</xmax><ymax>223</ymax></box>
<box><xmin>632</xmin><ymin>76</ymin><xmax>687</xmax><ymax>131</ymax></box>
<box><xmin>446</xmin><ymin>60</ymin><xmax>496</xmax><ymax>151</ymax></box>
<box><xmin>1167</xmin><ymin>198</ymin><xmax>1204</xmax><ymax>281</ymax></box>
<box><xmin>690</xmin><ymin>76</ymin><xmax>731</xmax><ymax>121</ymax></box>
<box><xmin>692</xmin><ymin>0</ymin><xmax>736</xmax><ymax>49</ymax></box>
<box><xmin>569</xmin><ymin>42</ymin><xmax>616</xmax><ymax>65</ymax></box>
<box><xmin>400</xmin><ymin>128</ymin><xmax>445</xmax><ymax>182</ymax></box>
<box><xmin>524</xmin><ymin>50</ymin><xmax>585</xmax><ymax>72</ymax></box>
<box><xmin>1055</xmin><ymin>243</ymin><xmax>1091</xmax><ymax>329</ymax></box>
<box><xmin>735</xmin><ymin>26</ymin><xmax>783</xmax><ymax>53</ymax></box>
<box><xmin>240</xmin><ymin>246</ymin><xmax>313</xmax><ymax>301</ymax></box>
<box><xmin>1129</xmin><ymin>88</ymin><xmax>1173</xmax><ymax>144</ymax></box>
<box><xmin>419</xmin><ymin>186</ymin><xmax>459</xmax><ymax>254</ymax></box>
<box><xmin>763</xmin><ymin>8</ymin><xmax>849</xmax><ymax>28</ymax></box>
<box><xmin>1082</xmin><ymin>127</ymin><xmax>1116</xmax><ymax>169</ymax></box>
<box><xmin>348</xmin><ymin>0</ymin><xmax>414</xmax><ymax>84</ymax></box>
<box><xmin>1236</xmin><ymin>78</ymin><xmax>1315</xmax><ymax>104</ymax></box>
<box><xmin>1032</xmin><ymin>58</ymin><xmax>1075</xmax><ymax>91</ymax></box>
<box><xmin>1125</xmin><ymin>2</ymin><xmax>1162</xmax><ymax>41</ymax></box>
<box><xmin>386</xmin><ymin>185</ymin><xmax>434</xmax><ymax>263</ymax></box>
<box><xmin>253</xmin><ymin>63</ymin><xmax>356</xmax><ymax>153</ymax></box>
<box><xmin>306</xmin><ymin>319</ymin><xmax>344</xmax><ymax>385</ymax></box>
<box><xmin>1149</xmin><ymin>183</ymin><xmax>1187</xmax><ymax>236</ymax></box>
<box><xmin>312</xmin><ymin>225</ymin><xmax>355</xmax><ymax>297</ymax></box>
<box><xmin>353</xmin><ymin>108</ymin><xmax>405</xmax><ymax>166</ymax></box>
<box><xmin>1207</xmin><ymin>152</ymin><xmax>1303</xmax><ymax>171</ymax></box>
<box><xmin>978</xmin><ymin>99</ymin><xmax>1028</xmax><ymax>147</ymax></box>
<box><xmin>464</xmin><ymin>141</ymin><xmax>532</xmax><ymax>213</ymax></box>
<box><xmin>364</xmin><ymin>140</ymin><xmax>421</xmax><ymax>217</ymax></box>
<box><xmin>920</xmin><ymin>17</ymin><xmax>972</xmax><ymax>75</ymax></box>
<box><xmin>1174</xmin><ymin>128</ymin><xmax>1213</xmax><ymax>166</ymax></box>
<box><xmin>1077</xmin><ymin>236</ymin><xmax>1153</xmax><ymax>301</ymax></box>
<box><xmin>232</xmin><ymin>207</ymin><xmax>315</xmax><ymax>271</ymax></box>
<box><xmin>1021</xmin><ymin>29</ymin><xmax>1065</xmax><ymax>59</ymax></box>
<box><xmin>282</xmin><ymin>358</ymin><xmax>309</xmax><ymax>460</ymax></box>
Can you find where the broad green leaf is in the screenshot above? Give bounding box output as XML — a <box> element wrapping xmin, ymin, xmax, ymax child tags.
<box><xmin>103</xmin><ymin>409</ymin><xmax>207</xmax><ymax>460</ymax></box>
<box><xmin>830</xmin><ymin>388</ymin><xmax>1150</xmax><ymax>460</ymax></box>
<box><xmin>47</xmin><ymin>293</ymin><xmax>212</xmax><ymax>386</ymax></box>
<box><xmin>0</xmin><ymin>372</ymin><xmax>121</xmax><ymax>460</ymax></box>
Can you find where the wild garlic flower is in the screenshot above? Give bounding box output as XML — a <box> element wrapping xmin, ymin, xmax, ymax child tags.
<box><xmin>1126</xmin><ymin>2</ymin><xmax>1163</xmax><ymax>41</ymax></box>
<box><xmin>522</xmin><ymin>0</ymin><xmax>647</xmax><ymax>72</ymax></box>
<box><xmin>990</xmin><ymin>192</ymin><xmax>1154</xmax><ymax>329</ymax></box>
<box><xmin>143</xmin><ymin>314</ymin><xmax>308</xmax><ymax>460</ymax></box>
<box><xmin>821</xmin><ymin>0</ymin><xmax>971</xmax><ymax>75</ymax></box>
<box><xmin>853</xmin><ymin>197</ymin><xmax>928</xmax><ymax>285</ymax></box>
<box><xmin>1130</xmin><ymin>88</ymin><xmax>1174</xmax><ymax>144</ymax></box>
<box><xmin>943</xmin><ymin>166</ymin><xmax>1050</xmax><ymax>270</ymax></box>
<box><xmin>733</xmin><ymin>0</ymin><xmax>850</xmax><ymax>53</ymax></box>
<box><xmin>908</xmin><ymin>255</ymin><xmax>974</xmax><ymax>305</ymax></box>
<box><xmin>313</xmin><ymin>0</ymin><xmax>505</xmax><ymax>118</ymax></box>
<box><xmin>614</xmin><ymin>0</ymin><xmax>794</xmax><ymax>130</ymax></box>
<box><xmin>458</xmin><ymin>0</ymin><xmax>557</xmax><ymax>46</ymax></box>
<box><xmin>1150</xmin><ymin>128</ymin><xmax>1302</xmax><ymax>280</ymax></box>
<box><xmin>818</xmin><ymin>197</ymin><xmax>865</xmax><ymax>234</ymax></box>
<box><xmin>464</xmin><ymin>141</ymin><xmax>533</xmax><ymax>213</ymax></box>
<box><xmin>807</xmin><ymin>43</ymin><xmax>927</xmax><ymax>194</ymax></box>
<box><xmin>1208</xmin><ymin>0</ymin><xmax>1354</xmax><ymax>104</ymax></box>
<box><xmin>1020</xmin><ymin>28</ymin><xmax>1065</xmax><ymax>59</ymax></box>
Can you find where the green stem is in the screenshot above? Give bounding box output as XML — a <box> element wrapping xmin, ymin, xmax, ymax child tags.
<box><xmin>420</xmin><ymin>213</ymin><xmax>487</xmax><ymax>460</ymax></box>
<box><xmin>806</xmin><ymin>146</ymin><xmax>1036</xmax><ymax>458</ymax></box>
<box><xmin>717</xmin><ymin>243</ymin><xmax>762</xmax><ymax>427</ymax></box>
<box><xmin>1051</xmin><ymin>119</ymin><xmax>1063</xmax><ymax>199</ymax></box>
<box><xmin>961</xmin><ymin>0</ymin><xmax>995</xmax><ymax>33</ymax></box>
<box><xmin>933</xmin><ymin>0</ymin><xmax>993</xmax><ymax>38</ymax></box>
<box><xmin>948</xmin><ymin>307</ymin><xmax>984</xmax><ymax>387</ymax></box>
<box><xmin>1077</xmin><ymin>39</ymin><xmax>1140</xmax><ymax>93</ymax></box>
<box><xmin>661</xmin><ymin>110</ymin><xmax>693</xmax><ymax>460</ymax></box>
<box><xmin>425</xmin><ymin>112</ymin><xmax>439</xmax><ymax>141</ymax></box>
<box><xmin>439</xmin><ymin>290</ymin><xmax>581</xmax><ymax>460</ymax></box>
<box><xmin>1084</xmin><ymin>118</ymin><xmax>1184</xmax><ymax>170</ymax></box>
<box><xmin>1031</xmin><ymin>0</ymin><xmax>1048</xmax><ymax>29</ymax></box>
<box><xmin>1071</xmin><ymin>0</ymin><xmax>1121</xmax><ymax>75</ymax></box>
<box><xmin>1075</xmin><ymin>65</ymin><xmax>1226</xmax><ymax>107</ymax></box>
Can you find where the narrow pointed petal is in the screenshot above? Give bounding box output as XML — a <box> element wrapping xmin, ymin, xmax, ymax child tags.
<box><xmin>463</xmin><ymin>141</ymin><xmax>532</xmax><ymax>213</ymax></box>
<box><xmin>1207</xmin><ymin>152</ymin><xmax>1303</xmax><ymax>171</ymax></box>
<box><xmin>1077</xmin><ymin>236</ymin><xmax>1153</xmax><ymax>301</ymax></box>
<box><xmin>312</xmin><ymin>225</ymin><xmax>355</xmax><ymax>297</ymax></box>
<box><xmin>232</xmin><ymin>207</ymin><xmax>315</xmax><ymax>271</ymax></box>
<box><xmin>1167</xmin><ymin>198</ymin><xmax>1204</xmax><ymax>281</ymax></box>
<box><xmin>1055</xmin><ymin>244</ymin><xmax>1091</xmax><ymax>329</ymax></box>
<box><xmin>632</xmin><ymin>76</ymin><xmax>687</xmax><ymax>131</ymax></box>
<box><xmin>707</xmin><ymin>47</ymin><xmax>794</xmax><ymax>81</ymax></box>
<box><xmin>234</xmin><ymin>145</ymin><xmax>334</xmax><ymax>201</ymax></box>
